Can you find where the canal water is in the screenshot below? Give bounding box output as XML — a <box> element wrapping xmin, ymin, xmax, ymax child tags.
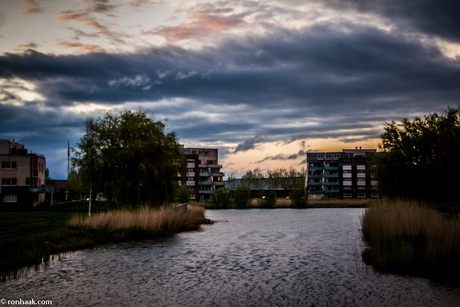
<box><xmin>2</xmin><ymin>209</ymin><xmax>459</xmax><ymax>306</ymax></box>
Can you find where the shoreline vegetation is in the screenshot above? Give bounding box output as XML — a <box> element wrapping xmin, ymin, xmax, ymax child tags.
<box><xmin>199</xmin><ymin>198</ymin><xmax>371</xmax><ymax>209</ymax></box>
<box><xmin>361</xmin><ymin>199</ymin><xmax>460</xmax><ymax>282</ymax></box>
<box><xmin>0</xmin><ymin>202</ymin><xmax>209</xmax><ymax>281</ymax></box>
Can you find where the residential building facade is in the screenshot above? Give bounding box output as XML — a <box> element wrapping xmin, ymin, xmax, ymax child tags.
<box><xmin>0</xmin><ymin>140</ymin><xmax>46</xmax><ymax>208</ymax></box>
<box><xmin>305</xmin><ymin>148</ymin><xmax>377</xmax><ymax>200</ymax></box>
<box><xmin>179</xmin><ymin>146</ymin><xmax>225</xmax><ymax>201</ymax></box>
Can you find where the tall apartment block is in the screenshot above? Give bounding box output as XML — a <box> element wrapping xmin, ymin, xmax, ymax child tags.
<box><xmin>0</xmin><ymin>140</ymin><xmax>46</xmax><ymax>208</ymax></box>
<box><xmin>179</xmin><ymin>146</ymin><xmax>225</xmax><ymax>202</ymax></box>
<box><xmin>305</xmin><ymin>148</ymin><xmax>378</xmax><ymax>200</ymax></box>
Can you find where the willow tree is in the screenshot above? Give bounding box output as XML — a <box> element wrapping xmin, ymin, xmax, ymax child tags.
<box><xmin>371</xmin><ymin>107</ymin><xmax>460</xmax><ymax>206</ymax></box>
<box><xmin>73</xmin><ymin>110</ymin><xmax>182</xmax><ymax>207</ymax></box>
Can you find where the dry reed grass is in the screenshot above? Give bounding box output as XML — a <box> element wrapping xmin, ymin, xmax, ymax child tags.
<box><xmin>361</xmin><ymin>199</ymin><xmax>460</xmax><ymax>278</ymax></box>
<box><xmin>69</xmin><ymin>205</ymin><xmax>205</xmax><ymax>234</ymax></box>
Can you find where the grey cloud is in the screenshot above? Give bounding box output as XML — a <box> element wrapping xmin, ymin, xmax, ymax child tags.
<box><xmin>318</xmin><ymin>0</ymin><xmax>460</xmax><ymax>43</ymax></box>
<box><xmin>233</xmin><ymin>135</ymin><xmax>267</xmax><ymax>153</ymax></box>
<box><xmin>256</xmin><ymin>150</ymin><xmax>306</xmax><ymax>163</ymax></box>
<box><xmin>1</xmin><ymin>22</ymin><xmax>459</xmax><ymax>178</ymax></box>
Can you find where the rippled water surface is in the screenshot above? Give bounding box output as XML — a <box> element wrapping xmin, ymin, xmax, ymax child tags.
<box><xmin>2</xmin><ymin>209</ymin><xmax>460</xmax><ymax>306</ymax></box>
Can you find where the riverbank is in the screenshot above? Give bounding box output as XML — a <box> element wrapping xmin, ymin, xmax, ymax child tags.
<box><xmin>197</xmin><ymin>198</ymin><xmax>370</xmax><ymax>209</ymax></box>
<box><xmin>0</xmin><ymin>202</ymin><xmax>209</xmax><ymax>281</ymax></box>
<box><xmin>361</xmin><ymin>199</ymin><xmax>460</xmax><ymax>282</ymax></box>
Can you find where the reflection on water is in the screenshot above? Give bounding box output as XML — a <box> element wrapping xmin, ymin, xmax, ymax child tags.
<box><xmin>2</xmin><ymin>209</ymin><xmax>459</xmax><ymax>306</ymax></box>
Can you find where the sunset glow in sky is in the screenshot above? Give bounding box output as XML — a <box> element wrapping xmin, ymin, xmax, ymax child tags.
<box><xmin>1</xmin><ymin>0</ymin><xmax>459</xmax><ymax>179</ymax></box>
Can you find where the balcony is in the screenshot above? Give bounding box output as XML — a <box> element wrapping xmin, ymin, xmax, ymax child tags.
<box><xmin>199</xmin><ymin>164</ymin><xmax>222</xmax><ymax>168</ymax></box>
<box><xmin>308</xmin><ymin>189</ymin><xmax>339</xmax><ymax>194</ymax></box>
<box><xmin>307</xmin><ymin>174</ymin><xmax>323</xmax><ymax>178</ymax></box>
<box><xmin>324</xmin><ymin>174</ymin><xmax>339</xmax><ymax>178</ymax></box>
<box><xmin>199</xmin><ymin>182</ymin><xmax>226</xmax><ymax>186</ymax></box>
<box><xmin>323</xmin><ymin>189</ymin><xmax>339</xmax><ymax>193</ymax></box>
<box><xmin>325</xmin><ymin>166</ymin><xmax>339</xmax><ymax>170</ymax></box>
<box><xmin>307</xmin><ymin>182</ymin><xmax>323</xmax><ymax>186</ymax></box>
<box><xmin>309</xmin><ymin>166</ymin><xmax>324</xmax><ymax>171</ymax></box>
<box><xmin>198</xmin><ymin>190</ymin><xmax>216</xmax><ymax>194</ymax></box>
<box><xmin>323</xmin><ymin>182</ymin><xmax>339</xmax><ymax>186</ymax></box>
<box><xmin>199</xmin><ymin>172</ymin><xmax>224</xmax><ymax>177</ymax></box>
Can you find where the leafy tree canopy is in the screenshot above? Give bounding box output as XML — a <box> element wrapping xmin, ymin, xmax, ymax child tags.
<box><xmin>372</xmin><ymin>106</ymin><xmax>460</xmax><ymax>205</ymax></box>
<box><xmin>73</xmin><ymin>110</ymin><xmax>182</xmax><ymax>207</ymax></box>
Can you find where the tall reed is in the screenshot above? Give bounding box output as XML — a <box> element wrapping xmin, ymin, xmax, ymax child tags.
<box><xmin>69</xmin><ymin>205</ymin><xmax>205</xmax><ymax>234</ymax></box>
<box><xmin>361</xmin><ymin>199</ymin><xmax>460</xmax><ymax>279</ymax></box>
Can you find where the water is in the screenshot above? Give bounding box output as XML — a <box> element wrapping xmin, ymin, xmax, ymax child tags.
<box><xmin>2</xmin><ymin>209</ymin><xmax>459</xmax><ymax>306</ymax></box>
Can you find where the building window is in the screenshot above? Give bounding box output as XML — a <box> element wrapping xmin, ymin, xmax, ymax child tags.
<box><xmin>26</xmin><ymin>178</ymin><xmax>31</xmax><ymax>185</ymax></box>
<box><xmin>343</xmin><ymin>186</ymin><xmax>352</xmax><ymax>190</ymax></box>
<box><xmin>2</xmin><ymin>162</ymin><xmax>17</xmax><ymax>169</ymax></box>
<box><xmin>343</xmin><ymin>178</ymin><xmax>352</xmax><ymax>181</ymax></box>
<box><xmin>2</xmin><ymin>178</ymin><xmax>17</xmax><ymax>186</ymax></box>
<box><xmin>325</xmin><ymin>154</ymin><xmax>332</xmax><ymax>160</ymax></box>
<box><xmin>371</xmin><ymin>193</ymin><xmax>379</xmax><ymax>197</ymax></box>
<box><xmin>357</xmin><ymin>193</ymin><xmax>366</xmax><ymax>197</ymax></box>
<box><xmin>2</xmin><ymin>194</ymin><xmax>17</xmax><ymax>202</ymax></box>
<box><xmin>343</xmin><ymin>193</ymin><xmax>352</xmax><ymax>198</ymax></box>
<box><xmin>317</xmin><ymin>155</ymin><xmax>324</xmax><ymax>160</ymax></box>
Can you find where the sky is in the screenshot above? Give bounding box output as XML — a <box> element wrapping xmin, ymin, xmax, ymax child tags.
<box><xmin>1</xmin><ymin>0</ymin><xmax>459</xmax><ymax>179</ymax></box>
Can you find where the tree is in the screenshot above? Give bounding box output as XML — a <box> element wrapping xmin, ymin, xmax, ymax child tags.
<box><xmin>241</xmin><ymin>168</ymin><xmax>265</xmax><ymax>198</ymax></box>
<box><xmin>371</xmin><ymin>107</ymin><xmax>460</xmax><ymax>205</ymax></box>
<box><xmin>45</xmin><ymin>168</ymin><xmax>53</xmax><ymax>186</ymax></box>
<box><xmin>66</xmin><ymin>169</ymin><xmax>82</xmax><ymax>192</ymax></box>
<box><xmin>73</xmin><ymin>110</ymin><xmax>182</xmax><ymax>208</ymax></box>
<box><xmin>177</xmin><ymin>185</ymin><xmax>191</xmax><ymax>204</ymax></box>
<box><xmin>212</xmin><ymin>188</ymin><xmax>231</xmax><ymax>209</ymax></box>
<box><xmin>234</xmin><ymin>183</ymin><xmax>251</xmax><ymax>209</ymax></box>
<box><xmin>290</xmin><ymin>186</ymin><xmax>308</xmax><ymax>208</ymax></box>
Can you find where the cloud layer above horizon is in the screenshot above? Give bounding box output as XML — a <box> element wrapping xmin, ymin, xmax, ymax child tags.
<box><xmin>1</xmin><ymin>0</ymin><xmax>459</xmax><ymax>178</ymax></box>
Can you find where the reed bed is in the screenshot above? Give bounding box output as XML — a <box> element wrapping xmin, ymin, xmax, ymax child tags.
<box><xmin>69</xmin><ymin>205</ymin><xmax>205</xmax><ymax>234</ymax></box>
<box><xmin>361</xmin><ymin>199</ymin><xmax>460</xmax><ymax>280</ymax></box>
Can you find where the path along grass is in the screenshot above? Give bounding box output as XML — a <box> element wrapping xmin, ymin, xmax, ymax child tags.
<box><xmin>0</xmin><ymin>204</ymin><xmax>207</xmax><ymax>281</ymax></box>
<box><xmin>361</xmin><ymin>199</ymin><xmax>460</xmax><ymax>281</ymax></box>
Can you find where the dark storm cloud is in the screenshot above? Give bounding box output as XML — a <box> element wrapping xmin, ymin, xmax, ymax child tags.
<box><xmin>257</xmin><ymin>149</ymin><xmax>307</xmax><ymax>163</ymax></box>
<box><xmin>233</xmin><ymin>135</ymin><xmax>267</xmax><ymax>153</ymax></box>
<box><xmin>1</xmin><ymin>22</ymin><xmax>460</xmax><ymax>177</ymax></box>
<box><xmin>2</xmin><ymin>25</ymin><xmax>458</xmax><ymax>110</ymax></box>
<box><xmin>319</xmin><ymin>0</ymin><xmax>460</xmax><ymax>43</ymax></box>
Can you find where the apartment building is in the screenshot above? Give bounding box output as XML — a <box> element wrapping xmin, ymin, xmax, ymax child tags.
<box><xmin>179</xmin><ymin>146</ymin><xmax>225</xmax><ymax>202</ymax></box>
<box><xmin>305</xmin><ymin>148</ymin><xmax>377</xmax><ymax>200</ymax></box>
<box><xmin>0</xmin><ymin>139</ymin><xmax>46</xmax><ymax>208</ymax></box>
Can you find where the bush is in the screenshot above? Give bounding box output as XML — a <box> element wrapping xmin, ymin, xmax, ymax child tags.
<box><xmin>259</xmin><ymin>190</ymin><xmax>276</xmax><ymax>208</ymax></box>
<box><xmin>176</xmin><ymin>185</ymin><xmax>191</xmax><ymax>204</ymax></box>
<box><xmin>234</xmin><ymin>184</ymin><xmax>251</xmax><ymax>209</ymax></box>
<box><xmin>361</xmin><ymin>199</ymin><xmax>460</xmax><ymax>280</ymax></box>
<box><xmin>290</xmin><ymin>186</ymin><xmax>308</xmax><ymax>208</ymax></box>
<box><xmin>212</xmin><ymin>188</ymin><xmax>231</xmax><ymax>209</ymax></box>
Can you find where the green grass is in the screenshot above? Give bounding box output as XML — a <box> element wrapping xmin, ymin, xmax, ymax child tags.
<box><xmin>0</xmin><ymin>212</ymin><xmax>72</xmax><ymax>242</ymax></box>
<box><xmin>0</xmin><ymin>201</ymin><xmax>208</xmax><ymax>281</ymax></box>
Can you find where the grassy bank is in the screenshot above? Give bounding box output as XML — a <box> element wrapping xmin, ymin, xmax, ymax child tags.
<box><xmin>0</xmin><ymin>204</ymin><xmax>208</xmax><ymax>281</ymax></box>
<box><xmin>361</xmin><ymin>199</ymin><xmax>460</xmax><ymax>281</ymax></box>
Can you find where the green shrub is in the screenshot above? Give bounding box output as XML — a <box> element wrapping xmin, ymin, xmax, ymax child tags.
<box><xmin>234</xmin><ymin>184</ymin><xmax>251</xmax><ymax>209</ymax></box>
<box><xmin>259</xmin><ymin>190</ymin><xmax>276</xmax><ymax>208</ymax></box>
<box><xmin>176</xmin><ymin>185</ymin><xmax>191</xmax><ymax>204</ymax></box>
<box><xmin>290</xmin><ymin>186</ymin><xmax>308</xmax><ymax>208</ymax></box>
<box><xmin>212</xmin><ymin>188</ymin><xmax>231</xmax><ymax>209</ymax></box>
